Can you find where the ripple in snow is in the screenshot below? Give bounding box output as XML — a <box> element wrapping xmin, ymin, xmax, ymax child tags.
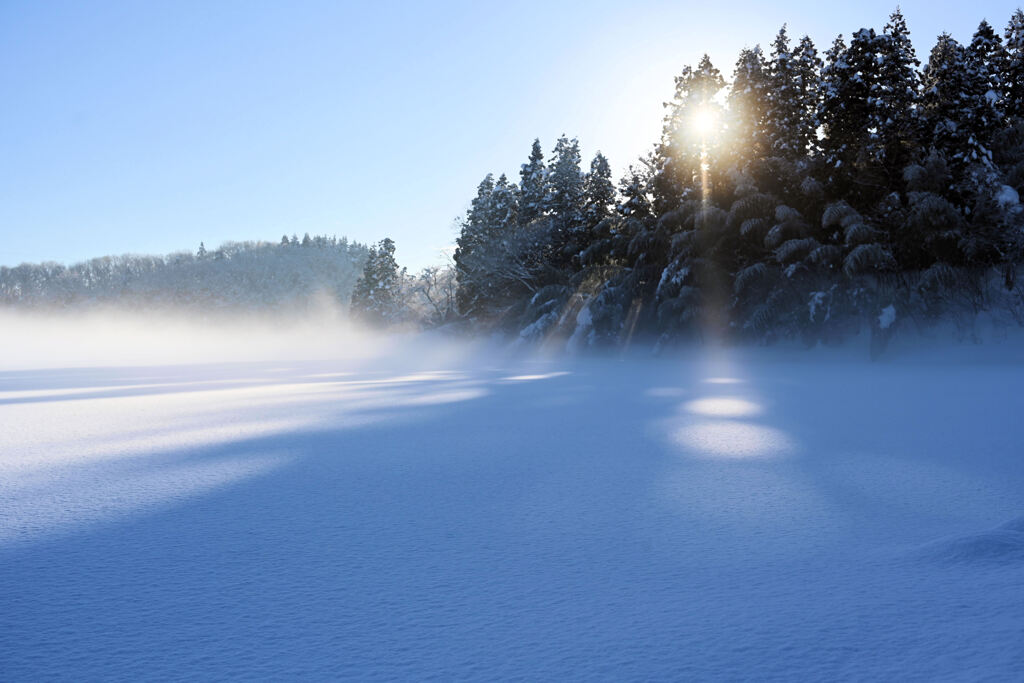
<box><xmin>917</xmin><ymin>516</ymin><xmax>1024</xmax><ymax>564</ymax></box>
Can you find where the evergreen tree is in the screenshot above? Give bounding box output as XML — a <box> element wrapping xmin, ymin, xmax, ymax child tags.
<box><xmin>617</xmin><ymin>165</ymin><xmax>655</xmax><ymax>223</ymax></box>
<box><xmin>583</xmin><ymin>152</ymin><xmax>616</xmax><ymax>227</ymax></box>
<box><xmin>872</xmin><ymin>8</ymin><xmax>921</xmax><ymax>181</ymax></box>
<box><xmin>491</xmin><ymin>174</ymin><xmax>520</xmax><ymax>230</ymax></box>
<box><xmin>965</xmin><ymin>20</ymin><xmax>1008</xmax><ymax>159</ymax></box>
<box><xmin>1004</xmin><ymin>10</ymin><xmax>1024</xmax><ymax>118</ymax></box>
<box><xmin>764</xmin><ymin>26</ymin><xmax>806</xmax><ymax>157</ymax></box>
<box><xmin>454</xmin><ymin>174</ymin><xmax>497</xmax><ymax>315</ymax></box>
<box><xmin>545</xmin><ymin>136</ymin><xmax>584</xmax><ymax>220</ymax></box>
<box><xmin>652</xmin><ymin>55</ymin><xmax>726</xmax><ymax>213</ymax></box>
<box><xmin>544</xmin><ymin>135</ymin><xmax>586</xmax><ymax>266</ymax></box>
<box><xmin>519</xmin><ymin>139</ymin><xmax>547</xmax><ymax>226</ymax></box>
<box><xmin>792</xmin><ymin>35</ymin><xmax>823</xmax><ymax>158</ymax></box>
<box><xmin>921</xmin><ymin>34</ymin><xmax>984</xmax><ymax>175</ymax></box>
<box><xmin>727</xmin><ymin>46</ymin><xmax>771</xmax><ymax>165</ymax></box>
<box><xmin>453</xmin><ymin>173</ymin><xmax>524</xmax><ymax>317</ymax></box>
<box><xmin>567</xmin><ymin>151</ymin><xmax>618</xmax><ymax>275</ymax></box>
<box><xmin>574</xmin><ymin>163</ymin><xmax>655</xmax><ymax>341</ymax></box>
<box><xmin>351</xmin><ymin>238</ymin><xmax>405</xmax><ymax>325</ymax></box>
<box><xmin>819</xmin><ymin>30</ymin><xmax>883</xmax><ymax>202</ymax></box>
<box><xmin>818</xmin><ymin>35</ymin><xmax>853</xmax><ymax>173</ymax></box>
<box><xmin>580</xmin><ymin>162</ymin><xmax>644</xmax><ymax>270</ymax></box>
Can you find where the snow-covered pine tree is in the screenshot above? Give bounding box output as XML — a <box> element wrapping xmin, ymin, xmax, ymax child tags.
<box><xmin>965</xmin><ymin>20</ymin><xmax>1008</xmax><ymax>162</ymax></box>
<box><xmin>921</xmin><ymin>32</ymin><xmax>993</xmax><ymax>185</ymax></box>
<box><xmin>576</xmin><ymin>163</ymin><xmax>653</xmax><ymax>345</ymax></box>
<box><xmin>792</xmin><ymin>35</ymin><xmax>823</xmax><ymax>158</ymax></box>
<box><xmin>617</xmin><ymin>164</ymin><xmax>655</xmax><ymax>225</ymax></box>
<box><xmin>351</xmin><ymin>237</ymin><xmax>405</xmax><ymax>326</ymax></box>
<box><xmin>569</xmin><ymin>151</ymin><xmax>617</xmax><ymax>267</ymax></box>
<box><xmin>545</xmin><ymin>136</ymin><xmax>584</xmax><ymax>219</ymax></box>
<box><xmin>820</xmin><ymin>199</ymin><xmax>898</xmax><ymax>355</ymax></box>
<box><xmin>900</xmin><ymin>161</ymin><xmax>965</xmax><ymax>270</ymax></box>
<box><xmin>819</xmin><ymin>35</ymin><xmax>854</xmax><ymax>178</ymax></box>
<box><xmin>556</xmin><ymin>151</ymin><xmax>623</xmax><ymax>343</ymax></box>
<box><xmin>491</xmin><ymin>174</ymin><xmax>520</xmax><ymax>228</ymax></box>
<box><xmin>544</xmin><ymin>135</ymin><xmax>586</xmax><ymax>268</ymax></box>
<box><xmin>453</xmin><ymin>174</ymin><xmax>497</xmax><ymax>315</ymax></box>
<box><xmin>583</xmin><ymin>152</ymin><xmax>615</xmax><ymax>226</ymax></box>
<box><xmin>727</xmin><ymin>46</ymin><xmax>770</xmax><ymax>166</ymax></box>
<box><xmin>519</xmin><ymin>139</ymin><xmax>547</xmax><ymax>227</ymax></box>
<box><xmin>488</xmin><ymin>174</ymin><xmax>523</xmax><ymax>283</ymax></box>
<box><xmin>872</xmin><ymin>8</ymin><xmax>921</xmax><ymax>183</ymax></box>
<box><xmin>453</xmin><ymin>173</ymin><xmax>525</xmax><ymax>319</ymax></box>
<box><xmin>652</xmin><ymin>55</ymin><xmax>726</xmax><ymax>214</ymax></box>
<box><xmin>819</xmin><ymin>29</ymin><xmax>883</xmax><ymax>203</ymax></box>
<box><xmin>1005</xmin><ymin>10</ymin><xmax>1024</xmax><ymax>119</ymax></box>
<box><xmin>764</xmin><ymin>26</ymin><xmax>805</xmax><ymax>158</ymax></box>
<box><xmin>960</xmin><ymin>19</ymin><xmax>1014</xmax><ymax>263</ymax></box>
<box><xmin>991</xmin><ymin>41</ymin><xmax>1024</xmax><ymax>207</ymax></box>
<box><xmin>505</xmin><ymin>137</ymin><xmax>588</xmax><ymax>338</ymax></box>
<box><xmin>841</xmin><ymin>28</ymin><xmax>883</xmax><ymax>169</ymax></box>
<box><xmin>574</xmin><ymin>163</ymin><xmax>656</xmax><ymax>342</ymax></box>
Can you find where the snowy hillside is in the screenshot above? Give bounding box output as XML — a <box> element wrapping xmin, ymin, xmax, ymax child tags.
<box><xmin>0</xmin><ymin>237</ymin><xmax>368</xmax><ymax>314</ymax></box>
<box><xmin>2</xmin><ymin>335</ymin><xmax>1023</xmax><ymax>679</ymax></box>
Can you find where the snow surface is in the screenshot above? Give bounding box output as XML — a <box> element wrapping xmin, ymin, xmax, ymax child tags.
<box><xmin>996</xmin><ymin>183</ymin><xmax>1020</xmax><ymax>208</ymax></box>
<box><xmin>2</xmin><ymin>342</ymin><xmax>1024</xmax><ymax>680</ymax></box>
<box><xmin>878</xmin><ymin>304</ymin><xmax>897</xmax><ymax>330</ymax></box>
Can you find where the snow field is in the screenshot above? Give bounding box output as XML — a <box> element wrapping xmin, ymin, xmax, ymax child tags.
<box><xmin>1</xmin><ymin>349</ymin><xmax>1023</xmax><ymax>680</ymax></box>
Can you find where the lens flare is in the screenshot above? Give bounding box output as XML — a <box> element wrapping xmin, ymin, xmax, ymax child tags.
<box><xmin>692</xmin><ymin>106</ymin><xmax>718</xmax><ymax>137</ymax></box>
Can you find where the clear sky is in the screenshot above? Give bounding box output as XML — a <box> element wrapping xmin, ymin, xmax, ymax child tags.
<box><xmin>2</xmin><ymin>0</ymin><xmax>1021</xmax><ymax>271</ymax></box>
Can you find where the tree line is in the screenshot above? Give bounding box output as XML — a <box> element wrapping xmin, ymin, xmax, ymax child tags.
<box><xmin>3</xmin><ymin>232</ymin><xmax>460</xmax><ymax>325</ymax></box>
<box><xmin>1</xmin><ymin>236</ymin><xmax>369</xmax><ymax>315</ymax></box>
<box><xmin>433</xmin><ymin>8</ymin><xmax>1024</xmax><ymax>353</ymax></box>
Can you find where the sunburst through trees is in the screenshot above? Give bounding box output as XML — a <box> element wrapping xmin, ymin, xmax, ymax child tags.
<box><xmin>452</xmin><ymin>7</ymin><xmax>1024</xmax><ymax>355</ymax></box>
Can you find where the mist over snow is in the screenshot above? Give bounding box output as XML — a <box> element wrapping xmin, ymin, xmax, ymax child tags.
<box><xmin>2</xmin><ymin>313</ymin><xmax>1024</xmax><ymax>679</ymax></box>
<box><xmin>0</xmin><ymin>308</ymin><xmax>400</xmax><ymax>370</ymax></box>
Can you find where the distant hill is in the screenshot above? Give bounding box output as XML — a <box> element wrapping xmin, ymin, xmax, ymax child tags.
<box><xmin>0</xmin><ymin>236</ymin><xmax>368</xmax><ymax>314</ymax></box>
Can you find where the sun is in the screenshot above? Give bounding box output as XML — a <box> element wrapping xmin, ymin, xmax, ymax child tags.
<box><xmin>691</xmin><ymin>106</ymin><xmax>719</xmax><ymax>138</ymax></box>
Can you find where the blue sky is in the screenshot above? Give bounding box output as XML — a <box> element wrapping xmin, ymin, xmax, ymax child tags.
<box><xmin>2</xmin><ymin>0</ymin><xmax>1021</xmax><ymax>271</ymax></box>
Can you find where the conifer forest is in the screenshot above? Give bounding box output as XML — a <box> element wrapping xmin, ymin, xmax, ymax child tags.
<box><xmin>451</xmin><ymin>9</ymin><xmax>1024</xmax><ymax>353</ymax></box>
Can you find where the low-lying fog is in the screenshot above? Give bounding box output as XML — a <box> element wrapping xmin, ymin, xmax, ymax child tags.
<box><xmin>0</xmin><ymin>308</ymin><xmax>459</xmax><ymax>370</ymax></box>
<box><xmin>2</xmin><ymin>309</ymin><xmax>1024</xmax><ymax>680</ymax></box>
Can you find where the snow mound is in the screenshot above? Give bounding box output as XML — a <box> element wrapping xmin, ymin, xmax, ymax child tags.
<box><xmin>996</xmin><ymin>184</ymin><xmax>1019</xmax><ymax>208</ymax></box>
<box><xmin>877</xmin><ymin>304</ymin><xmax>896</xmax><ymax>330</ymax></box>
<box><xmin>917</xmin><ymin>518</ymin><xmax>1024</xmax><ymax>564</ymax></box>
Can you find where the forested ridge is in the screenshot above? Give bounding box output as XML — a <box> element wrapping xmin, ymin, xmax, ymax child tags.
<box><xmin>447</xmin><ymin>9</ymin><xmax>1024</xmax><ymax>353</ymax></box>
<box><xmin>1</xmin><ymin>235</ymin><xmax>369</xmax><ymax>314</ymax></box>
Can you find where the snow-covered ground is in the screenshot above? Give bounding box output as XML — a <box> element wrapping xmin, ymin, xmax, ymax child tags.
<box><xmin>2</xmin><ymin>333</ymin><xmax>1024</xmax><ymax>680</ymax></box>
